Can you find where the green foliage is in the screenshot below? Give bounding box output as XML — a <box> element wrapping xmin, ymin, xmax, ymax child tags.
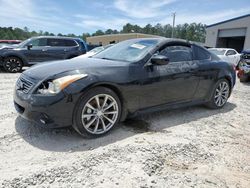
<box><xmin>0</xmin><ymin>22</ymin><xmax>206</xmax><ymax>43</ymax></box>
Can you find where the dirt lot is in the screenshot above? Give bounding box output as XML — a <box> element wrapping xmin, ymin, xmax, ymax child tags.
<box><xmin>0</xmin><ymin>70</ymin><xmax>250</xmax><ymax>188</ymax></box>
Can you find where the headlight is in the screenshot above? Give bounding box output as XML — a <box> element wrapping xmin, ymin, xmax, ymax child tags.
<box><xmin>38</xmin><ymin>74</ymin><xmax>88</xmax><ymax>95</ymax></box>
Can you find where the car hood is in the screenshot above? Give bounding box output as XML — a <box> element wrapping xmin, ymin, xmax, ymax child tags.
<box><xmin>23</xmin><ymin>57</ymin><xmax>129</xmax><ymax>80</ymax></box>
<box><xmin>0</xmin><ymin>46</ymin><xmax>15</xmax><ymax>51</ymax></box>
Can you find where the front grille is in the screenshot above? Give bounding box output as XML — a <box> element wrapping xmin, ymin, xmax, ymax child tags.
<box><xmin>16</xmin><ymin>76</ymin><xmax>34</xmax><ymax>94</ymax></box>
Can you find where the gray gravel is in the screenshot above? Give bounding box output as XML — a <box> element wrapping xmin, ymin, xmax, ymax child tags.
<box><xmin>0</xmin><ymin>71</ymin><xmax>250</xmax><ymax>188</ymax></box>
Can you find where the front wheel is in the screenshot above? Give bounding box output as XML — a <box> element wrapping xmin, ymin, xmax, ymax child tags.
<box><xmin>3</xmin><ymin>56</ymin><xmax>23</xmax><ymax>73</ymax></box>
<box><xmin>73</xmin><ymin>87</ymin><xmax>121</xmax><ymax>137</ymax></box>
<box><xmin>206</xmin><ymin>79</ymin><xmax>230</xmax><ymax>109</ymax></box>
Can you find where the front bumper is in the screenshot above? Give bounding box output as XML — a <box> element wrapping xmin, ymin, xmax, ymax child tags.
<box><xmin>14</xmin><ymin>90</ymin><xmax>76</xmax><ymax>128</ymax></box>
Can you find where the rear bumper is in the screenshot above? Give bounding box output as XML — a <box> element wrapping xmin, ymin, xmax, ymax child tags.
<box><xmin>13</xmin><ymin>90</ymin><xmax>75</xmax><ymax>128</ymax></box>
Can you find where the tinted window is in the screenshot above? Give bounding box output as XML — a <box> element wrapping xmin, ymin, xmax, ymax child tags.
<box><xmin>193</xmin><ymin>46</ymin><xmax>211</xmax><ymax>60</ymax></box>
<box><xmin>47</xmin><ymin>39</ymin><xmax>65</xmax><ymax>47</ymax></box>
<box><xmin>64</xmin><ymin>39</ymin><xmax>77</xmax><ymax>46</ymax></box>
<box><xmin>159</xmin><ymin>46</ymin><xmax>192</xmax><ymax>62</ymax></box>
<box><xmin>226</xmin><ymin>50</ymin><xmax>237</xmax><ymax>56</ymax></box>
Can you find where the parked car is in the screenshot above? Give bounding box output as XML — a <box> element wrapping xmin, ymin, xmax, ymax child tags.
<box><xmin>0</xmin><ymin>40</ymin><xmax>22</xmax><ymax>49</ymax></box>
<box><xmin>0</xmin><ymin>40</ymin><xmax>22</xmax><ymax>45</ymax></box>
<box><xmin>208</xmin><ymin>48</ymin><xmax>240</xmax><ymax>66</ymax></box>
<box><xmin>236</xmin><ymin>49</ymin><xmax>250</xmax><ymax>82</ymax></box>
<box><xmin>80</xmin><ymin>44</ymin><xmax>113</xmax><ymax>58</ymax></box>
<box><xmin>0</xmin><ymin>36</ymin><xmax>87</xmax><ymax>73</ymax></box>
<box><xmin>14</xmin><ymin>38</ymin><xmax>236</xmax><ymax>137</ymax></box>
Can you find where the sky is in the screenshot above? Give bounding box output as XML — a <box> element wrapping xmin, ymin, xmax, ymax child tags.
<box><xmin>0</xmin><ymin>0</ymin><xmax>249</xmax><ymax>35</ymax></box>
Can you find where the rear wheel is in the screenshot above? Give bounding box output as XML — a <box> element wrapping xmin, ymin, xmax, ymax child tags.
<box><xmin>73</xmin><ymin>87</ymin><xmax>121</xmax><ymax>137</ymax></box>
<box><xmin>3</xmin><ymin>56</ymin><xmax>23</xmax><ymax>73</ymax></box>
<box><xmin>206</xmin><ymin>79</ymin><xmax>230</xmax><ymax>109</ymax></box>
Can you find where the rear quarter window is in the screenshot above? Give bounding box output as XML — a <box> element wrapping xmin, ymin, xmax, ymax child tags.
<box><xmin>193</xmin><ymin>45</ymin><xmax>211</xmax><ymax>60</ymax></box>
<box><xmin>64</xmin><ymin>39</ymin><xmax>77</xmax><ymax>47</ymax></box>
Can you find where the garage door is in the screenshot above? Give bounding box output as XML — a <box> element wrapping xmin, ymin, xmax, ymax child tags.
<box><xmin>218</xmin><ymin>28</ymin><xmax>246</xmax><ymax>37</ymax></box>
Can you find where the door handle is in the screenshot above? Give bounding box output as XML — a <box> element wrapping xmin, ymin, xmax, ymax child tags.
<box><xmin>42</xmin><ymin>49</ymin><xmax>47</xmax><ymax>52</ymax></box>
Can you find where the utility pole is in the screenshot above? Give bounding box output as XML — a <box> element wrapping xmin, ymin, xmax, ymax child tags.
<box><xmin>171</xmin><ymin>12</ymin><xmax>176</xmax><ymax>38</ymax></box>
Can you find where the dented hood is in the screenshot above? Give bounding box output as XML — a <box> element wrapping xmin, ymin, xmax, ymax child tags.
<box><xmin>23</xmin><ymin>57</ymin><xmax>129</xmax><ymax>80</ymax></box>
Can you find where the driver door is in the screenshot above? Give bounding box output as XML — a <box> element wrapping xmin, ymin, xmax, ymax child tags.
<box><xmin>22</xmin><ymin>38</ymin><xmax>48</xmax><ymax>63</ymax></box>
<box><xmin>138</xmin><ymin>45</ymin><xmax>200</xmax><ymax>109</ymax></box>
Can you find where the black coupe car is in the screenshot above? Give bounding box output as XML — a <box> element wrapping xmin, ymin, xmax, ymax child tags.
<box><xmin>14</xmin><ymin>38</ymin><xmax>236</xmax><ymax>137</ymax></box>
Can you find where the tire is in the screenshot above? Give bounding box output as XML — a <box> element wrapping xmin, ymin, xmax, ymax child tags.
<box><xmin>239</xmin><ymin>75</ymin><xmax>249</xmax><ymax>82</ymax></box>
<box><xmin>3</xmin><ymin>56</ymin><xmax>23</xmax><ymax>73</ymax></box>
<box><xmin>72</xmin><ymin>87</ymin><xmax>122</xmax><ymax>137</ymax></box>
<box><xmin>206</xmin><ymin>79</ymin><xmax>230</xmax><ymax>109</ymax></box>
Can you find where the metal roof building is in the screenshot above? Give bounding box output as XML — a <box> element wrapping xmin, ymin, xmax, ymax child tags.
<box><xmin>205</xmin><ymin>14</ymin><xmax>250</xmax><ymax>52</ymax></box>
<box><xmin>86</xmin><ymin>33</ymin><xmax>162</xmax><ymax>46</ymax></box>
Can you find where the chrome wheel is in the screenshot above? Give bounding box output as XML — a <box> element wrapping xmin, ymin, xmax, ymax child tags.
<box><xmin>81</xmin><ymin>94</ymin><xmax>119</xmax><ymax>135</ymax></box>
<box><xmin>214</xmin><ymin>81</ymin><xmax>229</xmax><ymax>107</ymax></box>
<box><xmin>4</xmin><ymin>57</ymin><xmax>22</xmax><ymax>72</ymax></box>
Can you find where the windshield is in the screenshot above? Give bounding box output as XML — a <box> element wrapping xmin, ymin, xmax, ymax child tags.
<box><xmin>16</xmin><ymin>38</ymin><xmax>32</xmax><ymax>48</ymax></box>
<box><xmin>93</xmin><ymin>39</ymin><xmax>160</xmax><ymax>62</ymax></box>
<box><xmin>209</xmin><ymin>49</ymin><xmax>226</xmax><ymax>56</ymax></box>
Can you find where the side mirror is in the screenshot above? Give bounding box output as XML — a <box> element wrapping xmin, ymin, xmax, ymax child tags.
<box><xmin>151</xmin><ymin>55</ymin><xmax>169</xmax><ymax>65</ymax></box>
<box><xmin>27</xmin><ymin>44</ymin><xmax>33</xmax><ymax>50</ymax></box>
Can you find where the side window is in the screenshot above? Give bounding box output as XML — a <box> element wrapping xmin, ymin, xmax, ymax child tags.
<box><xmin>159</xmin><ymin>45</ymin><xmax>192</xmax><ymax>62</ymax></box>
<box><xmin>26</xmin><ymin>38</ymin><xmax>47</xmax><ymax>47</ymax></box>
<box><xmin>193</xmin><ymin>45</ymin><xmax>211</xmax><ymax>60</ymax></box>
<box><xmin>47</xmin><ymin>39</ymin><xmax>65</xmax><ymax>47</ymax></box>
<box><xmin>226</xmin><ymin>50</ymin><xmax>236</xmax><ymax>56</ymax></box>
<box><xmin>64</xmin><ymin>39</ymin><xmax>77</xmax><ymax>46</ymax></box>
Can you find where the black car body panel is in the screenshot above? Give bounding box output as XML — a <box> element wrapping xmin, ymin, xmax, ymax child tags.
<box><xmin>13</xmin><ymin>38</ymin><xmax>236</xmax><ymax>128</ymax></box>
<box><xmin>0</xmin><ymin>36</ymin><xmax>87</xmax><ymax>67</ymax></box>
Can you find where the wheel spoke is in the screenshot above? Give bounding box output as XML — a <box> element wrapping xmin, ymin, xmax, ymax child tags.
<box><xmin>82</xmin><ymin>114</ymin><xmax>96</xmax><ymax>118</ymax></box>
<box><xmin>103</xmin><ymin>102</ymin><xmax>115</xmax><ymax>111</ymax></box>
<box><xmin>103</xmin><ymin>115</ymin><xmax>114</xmax><ymax>124</ymax></box>
<box><xmin>100</xmin><ymin>118</ymin><xmax>106</xmax><ymax>131</ymax></box>
<box><xmin>103</xmin><ymin>111</ymin><xmax>117</xmax><ymax>115</ymax></box>
<box><xmin>95</xmin><ymin>96</ymin><xmax>101</xmax><ymax>109</ymax></box>
<box><xmin>93</xmin><ymin>118</ymin><xmax>99</xmax><ymax>133</ymax></box>
<box><xmin>84</xmin><ymin>116</ymin><xmax>97</xmax><ymax>128</ymax></box>
<box><xmin>102</xmin><ymin>95</ymin><xmax>108</xmax><ymax>108</ymax></box>
<box><xmin>86</xmin><ymin>103</ymin><xmax>96</xmax><ymax>111</ymax></box>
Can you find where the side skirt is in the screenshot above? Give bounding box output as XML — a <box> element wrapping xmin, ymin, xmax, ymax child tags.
<box><xmin>128</xmin><ymin>99</ymin><xmax>207</xmax><ymax>118</ymax></box>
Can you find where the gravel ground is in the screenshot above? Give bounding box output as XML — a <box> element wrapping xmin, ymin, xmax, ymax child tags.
<box><xmin>0</xmin><ymin>70</ymin><xmax>250</xmax><ymax>188</ymax></box>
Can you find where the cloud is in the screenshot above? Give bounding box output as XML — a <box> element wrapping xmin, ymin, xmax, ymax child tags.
<box><xmin>74</xmin><ymin>15</ymin><xmax>130</xmax><ymax>30</ymax></box>
<box><xmin>162</xmin><ymin>7</ymin><xmax>250</xmax><ymax>25</ymax></box>
<box><xmin>114</xmin><ymin>0</ymin><xmax>177</xmax><ymax>19</ymax></box>
<box><xmin>0</xmin><ymin>0</ymin><xmax>73</xmax><ymax>34</ymax></box>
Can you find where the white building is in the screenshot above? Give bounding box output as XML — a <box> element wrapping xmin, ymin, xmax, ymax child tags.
<box><xmin>205</xmin><ymin>14</ymin><xmax>250</xmax><ymax>52</ymax></box>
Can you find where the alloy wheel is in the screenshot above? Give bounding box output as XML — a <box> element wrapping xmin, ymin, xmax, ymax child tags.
<box><xmin>81</xmin><ymin>94</ymin><xmax>119</xmax><ymax>135</ymax></box>
<box><xmin>4</xmin><ymin>58</ymin><xmax>22</xmax><ymax>72</ymax></box>
<box><xmin>214</xmin><ymin>81</ymin><xmax>229</xmax><ymax>107</ymax></box>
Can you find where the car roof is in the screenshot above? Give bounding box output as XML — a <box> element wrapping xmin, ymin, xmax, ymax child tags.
<box><xmin>122</xmin><ymin>37</ymin><xmax>191</xmax><ymax>45</ymax></box>
<box><xmin>209</xmin><ymin>48</ymin><xmax>236</xmax><ymax>51</ymax></box>
<box><xmin>30</xmin><ymin>36</ymin><xmax>82</xmax><ymax>40</ymax></box>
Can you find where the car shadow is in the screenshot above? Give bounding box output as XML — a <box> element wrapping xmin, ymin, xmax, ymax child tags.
<box><xmin>15</xmin><ymin>102</ymin><xmax>236</xmax><ymax>152</ymax></box>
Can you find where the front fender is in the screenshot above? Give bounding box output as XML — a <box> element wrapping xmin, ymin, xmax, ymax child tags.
<box><xmin>1</xmin><ymin>51</ymin><xmax>28</xmax><ymax>65</ymax></box>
